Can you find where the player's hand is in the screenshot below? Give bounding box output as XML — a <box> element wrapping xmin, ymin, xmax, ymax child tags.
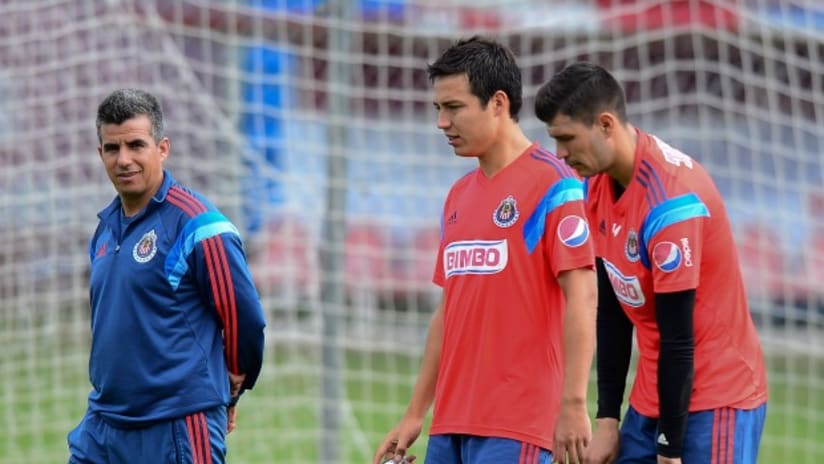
<box><xmin>226</xmin><ymin>372</ymin><xmax>245</xmax><ymax>434</ymax></box>
<box><xmin>372</xmin><ymin>416</ymin><xmax>422</xmax><ymax>464</ymax></box>
<box><xmin>657</xmin><ymin>456</ymin><xmax>681</xmax><ymax>464</ymax></box>
<box><xmin>229</xmin><ymin>372</ymin><xmax>246</xmax><ymax>397</ymax></box>
<box><xmin>553</xmin><ymin>399</ymin><xmax>592</xmax><ymax>463</ymax></box>
<box><xmin>583</xmin><ymin>418</ymin><xmax>620</xmax><ymax>464</ymax></box>
<box><xmin>227</xmin><ymin>405</ymin><xmax>238</xmax><ymax>434</ymax></box>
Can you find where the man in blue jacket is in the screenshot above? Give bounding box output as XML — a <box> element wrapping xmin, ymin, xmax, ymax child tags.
<box><xmin>68</xmin><ymin>88</ymin><xmax>266</xmax><ymax>463</ymax></box>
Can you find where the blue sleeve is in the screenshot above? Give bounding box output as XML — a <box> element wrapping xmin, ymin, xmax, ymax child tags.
<box><xmin>639</xmin><ymin>193</ymin><xmax>709</xmax><ymax>269</ymax></box>
<box><xmin>522</xmin><ymin>177</ymin><xmax>585</xmax><ymax>254</ymax></box>
<box><xmin>166</xmin><ymin>211</ymin><xmax>267</xmax><ymax>391</ymax></box>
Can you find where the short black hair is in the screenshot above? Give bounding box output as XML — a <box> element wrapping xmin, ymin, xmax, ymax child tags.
<box><xmin>534</xmin><ymin>62</ymin><xmax>627</xmax><ymax>126</ymax></box>
<box><xmin>96</xmin><ymin>89</ymin><xmax>165</xmax><ymax>143</ymax></box>
<box><xmin>427</xmin><ymin>36</ymin><xmax>523</xmax><ymax>121</ymax></box>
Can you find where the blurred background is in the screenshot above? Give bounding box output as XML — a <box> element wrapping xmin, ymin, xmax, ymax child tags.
<box><xmin>0</xmin><ymin>0</ymin><xmax>822</xmax><ymax>462</ymax></box>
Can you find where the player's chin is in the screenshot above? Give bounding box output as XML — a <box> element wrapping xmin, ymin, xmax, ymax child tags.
<box><xmin>115</xmin><ymin>184</ymin><xmax>144</xmax><ymax>195</ymax></box>
<box><xmin>570</xmin><ymin>164</ymin><xmax>593</xmax><ymax>178</ymax></box>
<box><xmin>452</xmin><ymin>146</ymin><xmax>478</xmax><ymax>158</ymax></box>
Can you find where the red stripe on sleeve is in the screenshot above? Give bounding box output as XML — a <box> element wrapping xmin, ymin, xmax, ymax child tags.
<box><xmin>166</xmin><ymin>192</ymin><xmax>199</xmax><ymax>218</ymax></box>
<box><xmin>213</xmin><ymin>237</ymin><xmax>239</xmax><ymax>374</ymax></box>
<box><xmin>202</xmin><ymin>239</ymin><xmax>227</xmax><ymax>324</ymax></box>
<box><xmin>204</xmin><ymin>237</ymin><xmax>238</xmax><ymax>373</ymax></box>
<box><xmin>168</xmin><ymin>187</ymin><xmax>207</xmax><ymax>215</ymax></box>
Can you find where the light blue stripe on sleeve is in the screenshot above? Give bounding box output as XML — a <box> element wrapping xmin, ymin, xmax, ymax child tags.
<box><xmin>523</xmin><ymin>177</ymin><xmax>584</xmax><ymax>254</ymax></box>
<box><xmin>640</xmin><ymin>192</ymin><xmax>710</xmax><ymax>247</ymax></box>
<box><xmin>165</xmin><ymin>211</ymin><xmax>240</xmax><ymax>290</ymax></box>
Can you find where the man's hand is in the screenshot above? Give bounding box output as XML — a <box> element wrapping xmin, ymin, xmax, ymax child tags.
<box><xmin>227</xmin><ymin>372</ymin><xmax>246</xmax><ymax>434</ymax></box>
<box><xmin>229</xmin><ymin>372</ymin><xmax>246</xmax><ymax>397</ymax></box>
<box><xmin>227</xmin><ymin>405</ymin><xmax>238</xmax><ymax>434</ymax></box>
<box><xmin>553</xmin><ymin>399</ymin><xmax>592</xmax><ymax>464</ymax></box>
<box><xmin>583</xmin><ymin>418</ymin><xmax>620</xmax><ymax>464</ymax></box>
<box><xmin>372</xmin><ymin>416</ymin><xmax>422</xmax><ymax>464</ymax></box>
<box><xmin>657</xmin><ymin>456</ymin><xmax>681</xmax><ymax>464</ymax></box>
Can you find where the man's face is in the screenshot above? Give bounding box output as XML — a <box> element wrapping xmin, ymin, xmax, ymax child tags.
<box><xmin>432</xmin><ymin>74</ymin><xmax>499</xmax><ymax>158</ymax></box>
<box><xmin>98</xmin><ymin>115</ymin><xmax>168</xmax><ymax>210</ymax></box>
<box><xmin>546</xmin><ymin>113</ymin><xmax>611</xmax><ymax>177</ymax></box>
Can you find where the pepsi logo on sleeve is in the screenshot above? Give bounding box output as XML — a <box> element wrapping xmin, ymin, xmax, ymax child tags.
<box><xmin>557</xmin><ymin>215</ymin><xmax>589</xmax><ymax>248</ymax></box>
<box><xmin>652</xmin><ymin>241</ymin><xmax>682</xmax><ymax>272</ymax></box>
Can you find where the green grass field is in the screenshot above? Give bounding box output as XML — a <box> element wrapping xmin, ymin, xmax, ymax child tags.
<box><xmin>2</xmin><ymin>328</ymin><xmax>823</xmax><ymax>463</ymax></box>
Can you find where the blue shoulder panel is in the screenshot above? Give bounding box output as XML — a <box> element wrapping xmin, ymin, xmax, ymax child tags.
<box><xmin>523</xmin><ymin>177</ymin><xmax>584</xmax><ymax>254</ymax></box>
<box><xmin>638</xmin><ymin>192</ymin><xmax>710</xmax><ymax>268</ymax></box>
<box><xmin>165</xmin><ymin>211</ymin><xmax>241</xmax><ymax>290</ymax></box>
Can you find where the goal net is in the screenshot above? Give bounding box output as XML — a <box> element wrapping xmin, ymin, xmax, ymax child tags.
<box><xmin>0</xmin><ymin>0</ymin><xmax>821</xmax><ymax>462</ymax></box>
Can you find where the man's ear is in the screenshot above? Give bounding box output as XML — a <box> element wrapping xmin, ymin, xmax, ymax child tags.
<box><xmin>597</xmin><ymin>112</ymin><xmax>618</xmax><ymax>136</ymax></box>
<box><xmin>158</xmin><ymin>137</ymin><xmax>170</xmax><ymax>162</ymax></box>
<box><xmin>492</xmin><ymin>89</ymin><xmax>509</xmax><ymax>117</ymax></box>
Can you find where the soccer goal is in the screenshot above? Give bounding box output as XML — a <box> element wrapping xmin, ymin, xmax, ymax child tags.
<box><xmin>0</xmin><ymin>1</ymin><xmax>821</xmax><ymax>462</ymax></box>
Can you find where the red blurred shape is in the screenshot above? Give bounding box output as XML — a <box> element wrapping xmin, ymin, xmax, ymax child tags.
<box><xmin>458</xmin><ymin>7</ymin><xmax>503</xmax><ymax>30</ymax></box>
<box><xmin>345</xmin><ymin>221</ymin><xmax>393</xmax><ymax>299</ymax></box>
<box><xmin>251</xmin><ymin>216</ymin><xmax>319</xmax><ymax>304</ymax></box>
<box><xmin>597</xmin><ymin>0</ymin><xmax>740</xmax><ymax>32</ymax></box>
<box><xmin>800</xmin><ymin>230</ymin><xmax>824</xmax><ymax>306</ymax></box>
<box><xmin>402</xmin><ymin>226</ymin><xmax>441</xmax><ymax>294</ymax></box>
<box><xmin>736</xmin><ymin>222</ymin><xmax>784</xmax><ymax>304</ymax></box>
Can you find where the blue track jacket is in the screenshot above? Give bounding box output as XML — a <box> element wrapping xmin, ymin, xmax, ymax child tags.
<box><xmin>86</xmin><ymin>171</ymin><xmax>266</xmax><ymax>426</ymax></box>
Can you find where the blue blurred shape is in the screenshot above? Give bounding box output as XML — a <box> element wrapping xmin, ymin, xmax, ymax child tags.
<box><xmin>247</xmin><ymin>0</ymin><xmax>406</xmax><ymax>20</ymax></box>
<box><xmin>247</xmin><ymin>0</ymin><xmax>326</xmax><ymax>14</ymax></box>
<box><xmin>360</xmin><ymin>0</ymin><xmax>406</xmax><ymax>21</ymax></box>
<box><xmin>239</xmin><ymin>44</ymin><xmax>295</xmax><ymax>233</ymax></box>
<box><xmin>759</xmin><ymin>4</ymin><xmax>824</xmax><ymax>31</ymax></box>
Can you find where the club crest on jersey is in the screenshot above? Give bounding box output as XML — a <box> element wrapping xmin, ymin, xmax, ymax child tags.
<box><xmin>625</xmin><ymin>229</ymin><xmax>640</xmax><ymax>262</ymax></box>
<box><xmin>492</xmin><ymin>195</ymin><xmax>519</xmax><ymax>228</ymax></box>
<box><xmin>557</xmin><ymin>215</ymin><xmax>589</xmax><ymax>248</ymax></box>
<box><xmin>652</xmin><ymin>241</ymin><xmax>681</xmax><ymax>272</ymax></box>
<box><xmin>133</xmin><ymin>229</ymin><xmax>158</xmax><ymax>264</ymax></box>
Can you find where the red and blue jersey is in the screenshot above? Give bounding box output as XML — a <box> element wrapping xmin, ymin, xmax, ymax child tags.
<box><xmin>87</xmin><ymin>171</ymin><xmax>266</xmax><ymax>426</ymax></box>
<box><xmin>585</xmin><ymin>130</ymin><xmax>767</xmax><ymax>417</ymax></box>
<box><xmin>430</xmin><ymin>143</ymin><xmax>595</xmax><ymax>451</ymax></box>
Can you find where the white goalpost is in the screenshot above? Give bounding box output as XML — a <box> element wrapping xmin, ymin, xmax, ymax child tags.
<box><xmin>0</xmin><ymin>0</ymin><xmax>822</xmax><ymax>462</ymax></box>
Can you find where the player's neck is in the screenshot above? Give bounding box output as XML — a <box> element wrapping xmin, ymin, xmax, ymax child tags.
<box><xmin>477</xmin><ymin>126</ymin><xmax>532</xmax><ymax>179</ymax></box>
<box><xmin>120</xmin><ymin>195</ymin><xmax>151</xmax><ymax>217</ymax></box>
<box><xmin>608</xmin><ymin>124</ymin><xmax>638</xmax><ymax>187</ymax></box>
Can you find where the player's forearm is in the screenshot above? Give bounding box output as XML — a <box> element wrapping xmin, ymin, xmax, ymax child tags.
<box><xmin>221</xmin><ymin>238</ymin><xmax>267</xmax><ymax>388</ymax></box>
<box><xmin>404</xmin><ymin>300</ymin><xmax>443</xmax><ymax>420</ymax></box>
<box><xmin>655</xmin><ymin>290</ymin><xmax>696</xmax><ymax>458</ymax></box>
<box><xmin>559</xmin><ymin>268</ymin><xmax>597</xmax><ymax>403</ymax></box>
<box><xmin>232</xmin><ymin>297</ymin><xmax>267</xmax><ymax>389</ymax></box>
<box><xmin>595</xmin><ymin>258</ymin><xmax>633</xmax><ymax>419</ymax></box>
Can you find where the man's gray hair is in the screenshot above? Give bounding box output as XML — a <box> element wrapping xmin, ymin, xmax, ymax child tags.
<box><xmin>96</xmin><ymin>89</ymin><xmax>165</xmax><ymax>143</ymax></box>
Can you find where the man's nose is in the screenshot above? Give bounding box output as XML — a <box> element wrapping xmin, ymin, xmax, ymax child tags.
<box><xmin>116</xmin><ymin>148</ymin><xmax>133</xmax><ymax>165</ymax></box>
<box><xmin>437</xmin><ymin>111</ymin><xmax>450</xmax><ymax>130</ymax></box>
